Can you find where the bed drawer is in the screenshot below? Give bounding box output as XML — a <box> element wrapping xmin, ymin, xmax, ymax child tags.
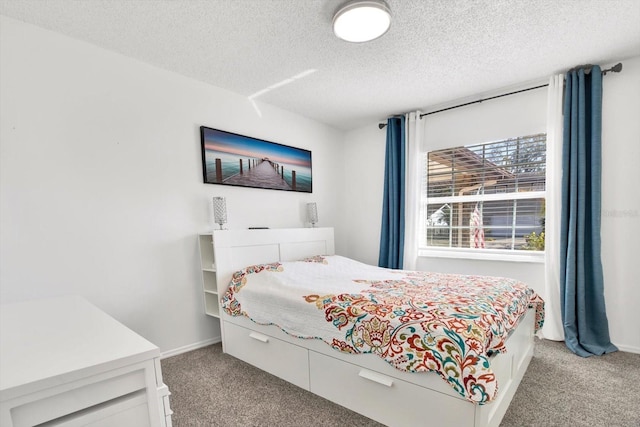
<box><xmin>309</xmin><ymin>351</ymin><xmax>475</xmax><ymax>427</ymax></box>
<box><xmin>223</xmin><ymin>322</ymin><xmax>310</xmax><ymax>390</ymax></box>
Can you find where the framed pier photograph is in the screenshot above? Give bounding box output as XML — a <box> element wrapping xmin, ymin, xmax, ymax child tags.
<box><xmin>200</xmin><ymin>126</ymin><xmax>312</xmax><ymax>193</ymax></box>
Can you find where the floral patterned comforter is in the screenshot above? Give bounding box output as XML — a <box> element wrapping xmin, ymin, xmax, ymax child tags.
<box><xmin>221</xmin><ymin>255</ymin><xmax>544</xmax><ymax>404</ymax></box>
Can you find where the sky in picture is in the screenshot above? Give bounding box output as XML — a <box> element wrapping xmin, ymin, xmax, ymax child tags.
<box><xmin>202</xmin><ymin>128</ymin><xmax>311</xmax><ymax>168</ymax></box>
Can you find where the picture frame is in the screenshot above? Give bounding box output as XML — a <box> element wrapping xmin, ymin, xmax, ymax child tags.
<box><xmin>200</xmin><ymin>126</ymin><xmax>312</xmax><ymax>193</ymax></box>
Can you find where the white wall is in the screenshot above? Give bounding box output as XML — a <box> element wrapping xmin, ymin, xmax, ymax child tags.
<box><xmin>421</xmin><ymin>85</ymin><xmax>548</xmax><ymax>151</ymax></box>
<box><xmin>0</xmin><ymin>16</ymin><xmax>346</xmax><ymax>354</ymax></box>
<box><xmin>601</xmin><ymin>55</ymin><xmax>640</xmax><ymax>353</ymax></box>
<box><xmin>343</xmin><ymin>57</ymin><xmax>640</xmax><ymax>353</ymax></box>
<box><xmin>342</xmin><ymin>124</ymin><xmax>386</xmax><ymax>265</ymax></box>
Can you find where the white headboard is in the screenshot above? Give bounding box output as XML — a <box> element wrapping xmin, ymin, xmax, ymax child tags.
<box><xmin>211</xmin><ymin>227</ymin><xmax>335</xmax><ymax>298</ymax></box>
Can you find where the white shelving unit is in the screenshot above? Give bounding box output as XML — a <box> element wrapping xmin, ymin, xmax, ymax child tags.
<box><xmin>198</xmin><ymin>234</ymin><xmax>220</xmax><ymax>317</ymax></box>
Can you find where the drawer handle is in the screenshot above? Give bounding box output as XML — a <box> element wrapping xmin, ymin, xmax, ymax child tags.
<box><xmin>358</xmin><ymin>369</ymin><xmax>394</xmax><ymax>387</ymax></box>
<box><xmin>249</xmin><ymin>332</ymin><xmax>270</xmax><ymax>343</ymax></box>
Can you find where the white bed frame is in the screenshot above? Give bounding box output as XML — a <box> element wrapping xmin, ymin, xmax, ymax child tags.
<box><xmin>212</xmin><ymin>227</ymin><xmax>534</xmax><ymax>427</ymax></box>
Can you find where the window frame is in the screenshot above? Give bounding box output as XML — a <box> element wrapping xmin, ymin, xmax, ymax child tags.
<box><xmin>419</xmin><ymin>134</ymin><xmax>546</xmax><ymax>262</ymax></box>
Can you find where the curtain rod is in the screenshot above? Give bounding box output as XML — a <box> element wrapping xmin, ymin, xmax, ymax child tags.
<box><xmin>378</xmin><ymin>62</ymin><xmax>623</xmax><ymax>129</ymax></box>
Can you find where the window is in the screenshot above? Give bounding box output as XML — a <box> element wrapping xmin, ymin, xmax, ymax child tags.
<box><xmin>420</xmin><ymin>134</ymin><xmax>546</xmax><ymax>252</ymax></box>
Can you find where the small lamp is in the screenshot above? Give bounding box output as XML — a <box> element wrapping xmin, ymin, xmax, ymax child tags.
<box><xmin>307</xmin><ymin>202</ymin><xmax>318</xmax><ymax>228</ymax></box>
<box><xmin>212</xmin><ymin>197</ymin><xmax>227</xmax><ymax>230</ymax></box>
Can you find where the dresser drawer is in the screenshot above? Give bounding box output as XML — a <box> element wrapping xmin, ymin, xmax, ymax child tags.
<box><xmin>309</xmin><ymin>351</ymin><xmax>475</xmax><ymax>427</ymax></box>
<box><xmin>44</xmin><ymin>391</ymin><xmax>150</xmax><ymax>427</ymax></box>
<box><xmin>8</xmin><ymin>365</ymin><xmax>150</xmax><ymax>427</ymax></box>
<box><xmin>223</xmin><ymin>322</ymin><xmax>309</xmax><ymax>390</ymax></box>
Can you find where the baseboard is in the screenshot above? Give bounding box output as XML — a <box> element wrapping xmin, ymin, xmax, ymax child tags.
<box><xmin>161</xmin><ymin>335</ymin><xmax>222</xmax><ymax>359</ymax></box>
<box><xmin>615</xmin><ymin>343</ymin><xmax>640</xmax><ymax>354</ymax></box>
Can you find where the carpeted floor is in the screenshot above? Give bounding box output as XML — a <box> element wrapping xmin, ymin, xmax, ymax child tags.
<box><xmin>161</xmin><ymin>339</ymin><xmax>640</xmax><ymax>427</ymax></box>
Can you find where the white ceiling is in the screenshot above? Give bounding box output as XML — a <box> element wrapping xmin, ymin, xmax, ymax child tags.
<box><xmin>1</xmin><ymin>0</ymin><xmax>639</xmax><ymax>131</ymax></box>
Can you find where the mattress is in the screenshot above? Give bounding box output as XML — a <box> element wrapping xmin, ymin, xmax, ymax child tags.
<box><xmin>221</xmin><ymin>255</ymin><xmax>544</xmax><ymax>404</ymax></box>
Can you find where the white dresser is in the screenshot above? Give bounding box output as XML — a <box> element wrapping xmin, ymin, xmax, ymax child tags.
<box><xmin>0</xmin><ymin>296</ymin><xmax>172</xmax><ymax>427</ymax></box>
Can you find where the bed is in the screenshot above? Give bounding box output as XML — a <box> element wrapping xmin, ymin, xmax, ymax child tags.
<box><xmin>211</xmin><ymin>227</ymin><xmax>543</xmax><ymax>427</ymax></box>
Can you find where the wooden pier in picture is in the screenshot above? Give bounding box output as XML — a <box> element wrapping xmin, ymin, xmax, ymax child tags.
<box><xmin>215</xmin><ymin>158</ymin><xmax>296</xmax><ymax>191</ymax></box>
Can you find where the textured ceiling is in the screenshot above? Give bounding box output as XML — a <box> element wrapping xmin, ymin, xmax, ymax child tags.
<box><xmin>1</xmin><ymin>0</ymin><xmax>639</xmax><ymax>130</ymax></box>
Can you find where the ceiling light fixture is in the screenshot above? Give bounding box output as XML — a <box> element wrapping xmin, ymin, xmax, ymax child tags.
<box><xmin>333</xmin><ymin>0</ymin><xmax>391</xmax><ymax>43</ymax></box>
